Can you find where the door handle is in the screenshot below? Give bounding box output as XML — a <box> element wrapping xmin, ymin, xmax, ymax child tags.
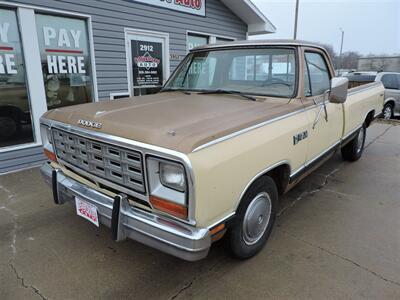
<box><xmin>313</xmin><ymin>105</ymin><xmax>323</xmax><ymax>129</ymax></box>
<box><xmin>323</xmin><ymin>101</ymin><xmax>328</xmax><ymax>122</ymax></box>
<box><xmin>313</xmin><ymin>101</ymin><xmax>328</xmax><ymax>129</ymax></box>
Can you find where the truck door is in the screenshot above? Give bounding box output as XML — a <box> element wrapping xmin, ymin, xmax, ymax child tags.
<box><xmin>302</xmin><ymin>49</ymin><xmax>343</xmax><ymax>165</ymax></box>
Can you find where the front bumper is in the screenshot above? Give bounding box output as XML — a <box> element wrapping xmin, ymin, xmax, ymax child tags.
<box><xmin>40</xmin><ymin>162</ymin><xmax>211</xmax><ymax>261</ymax></box>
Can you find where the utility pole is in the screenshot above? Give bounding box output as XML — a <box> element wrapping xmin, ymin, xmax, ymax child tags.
<box><xmin>293</xmin><ymin>0</ymin><xmax>300</xmax><ymax>40</ymax></box>
<box><xmin>338</xmin><ymin>28</ymin><xmax>344</xmax><ymax>75</ymax></box>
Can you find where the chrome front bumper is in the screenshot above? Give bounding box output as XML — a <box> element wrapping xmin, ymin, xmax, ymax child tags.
<box><xmin>40</xmin><ymin>162</ymin><xmax>211</xmax><ymax>261</ymax></box>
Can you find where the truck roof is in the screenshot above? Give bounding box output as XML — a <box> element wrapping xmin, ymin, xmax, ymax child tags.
<box><xmin>192</xmin><ymin>39</ymin><xmax>327</xmax><ymax>52</ymax></box>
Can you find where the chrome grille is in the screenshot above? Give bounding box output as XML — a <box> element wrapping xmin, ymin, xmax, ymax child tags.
<box><xmin>52</xmin><ymin>128</ymin><xmax>146</xmax><ymax>194</ymax></box>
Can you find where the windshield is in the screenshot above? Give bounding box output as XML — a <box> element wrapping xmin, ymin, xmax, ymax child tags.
<box><xmin>164</xmin><ymin>47</ymin><xmax>297</xmax><ymax>98</ymax></box>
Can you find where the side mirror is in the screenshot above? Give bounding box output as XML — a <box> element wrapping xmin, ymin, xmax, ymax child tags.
<box><xmin>329</xmin><ymin>77</ymin><xmax>349</xmax><ymax>104</ymax></box>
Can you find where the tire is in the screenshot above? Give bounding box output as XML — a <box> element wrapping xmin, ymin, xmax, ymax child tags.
<box><xmin>382</xmin><ymin>103</ymin><xmax>394</xmax><ymax>120</ymax></box>
<box><xmin>0</xmin><ymin>113</ymin><xmax>20</xmax><ymax>139</ymax></box>
<box><xmin>341</xmin><ymin>123</ymin><xmax>366</xmax><ymax>161</ymax></box>
<box><xmin>228</xmin><ymin>176</ymin><xmax>278</xmax><ymax>259</ymax></box>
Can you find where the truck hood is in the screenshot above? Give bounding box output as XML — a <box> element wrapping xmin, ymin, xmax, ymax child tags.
<box><xmin>44</xmin><ymin>92</ymin><xmax>302</xmax><ymax>153</ymax></box>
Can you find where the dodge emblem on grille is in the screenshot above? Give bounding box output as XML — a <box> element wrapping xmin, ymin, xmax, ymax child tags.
<box><xmin>78</xmin><ymin>119</ymin><xmax>102</xmax><ymax>129</ymax></box>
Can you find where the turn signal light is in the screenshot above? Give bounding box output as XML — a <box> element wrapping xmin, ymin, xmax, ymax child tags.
<box><xmin>210</xmin><ymin>223</ymin><xmax>225</xmax><ymax>236</ymax></box>
<box><xmin>44</xmin><ymin>149</ymin><xmax>57</xmax><ymax>162</ymax></box>
<box><xmin>149</xmin><ymin>195</ymin><xmax>188</xmax><ymax>219</ymax></box>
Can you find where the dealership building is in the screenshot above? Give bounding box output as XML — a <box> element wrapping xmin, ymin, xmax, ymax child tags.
<box><xmin>0</xmin><ymin>0</ymin><xmax>275</xmax><ymax>173</ymax></box>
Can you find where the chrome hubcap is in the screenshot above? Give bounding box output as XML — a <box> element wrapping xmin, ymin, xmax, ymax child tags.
<box><xmin>242</xmin><ymin>192</ymin><xmax>272</xmax><ymax>245</ymax></box>
<box><xmin>383</xmin><ymin>106</ymin><xmax>392</xmax><ymax>119</ymax></box>
<box><xmin>356</xmin><ymin>128</ymin><xmax>364</xmax><ymax>153</ymax></box>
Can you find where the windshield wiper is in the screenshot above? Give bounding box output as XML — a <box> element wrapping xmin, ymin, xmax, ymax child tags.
<box><xmin>197</xmin><ymin>89</ymin><xmax>256</xmax><ymax>101</ymax></box>
<box><xmin>160</xmin><ymin>88</ymin><xmax>191</xmax><ymax>95</ymax></box>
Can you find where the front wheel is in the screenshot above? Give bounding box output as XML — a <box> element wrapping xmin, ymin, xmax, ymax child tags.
<box><xmin>341</xmin><ymin>124</ymin><xmax>366</xmax><ymax>161</ymax></box>
<box><xmin>228</xmin><ymin>176</ymin><xmax>278</xmax><ymax>259</ymax></box>
<box><xmin>382</xmin><ymin>103</ymin><xmax>394</xmax><ymax>120</ymax></box>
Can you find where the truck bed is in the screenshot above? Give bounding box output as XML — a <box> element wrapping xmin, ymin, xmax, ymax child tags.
<box><xmin>343</xmin><ymin>81</ymin><xmax>384</xmax><ymax>138</ymax></box>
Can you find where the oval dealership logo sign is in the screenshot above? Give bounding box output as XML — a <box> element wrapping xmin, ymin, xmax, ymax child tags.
<box><xmin>78</xmin><ymin>119</ymin><xmax>102</xmax><ymax>129</ymax></box>
<box><xmin>133</xmin><ymin>0</ymin><xmax>205</xmax><ymax>16</ymax></box>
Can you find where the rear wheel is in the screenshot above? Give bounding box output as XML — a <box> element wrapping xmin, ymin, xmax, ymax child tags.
<box><xmin>341</xmin><ymin>124</ymin><xmax>366</xmax><ymax>161</ymax></box>
<box><xmin>382</xmin><ymin>103</ymin><xmax>394</xmax><ymax>120</ymax></box>
<box><xmin>228</xmin><ymin>176</ymin><xmax>278</xmax><ymax>259</ymax></box>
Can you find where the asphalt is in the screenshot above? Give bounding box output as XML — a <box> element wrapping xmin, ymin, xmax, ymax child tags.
<box><xmin>1</xmin><ymin>120</ymin><xmax>400</xmax><ymax>300</ymax></box>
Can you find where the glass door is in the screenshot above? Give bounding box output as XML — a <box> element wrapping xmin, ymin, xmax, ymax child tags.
<box><xmin>125</xmin><ymin>30</ymin><xmax>169</xmax><ymax>97</ymax></box>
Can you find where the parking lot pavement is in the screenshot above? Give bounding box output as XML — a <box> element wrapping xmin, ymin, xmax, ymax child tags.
<box><xmin>1</xmin><ymin>120</ymin><xmax>399</xmax><ymax>300</ymax></box>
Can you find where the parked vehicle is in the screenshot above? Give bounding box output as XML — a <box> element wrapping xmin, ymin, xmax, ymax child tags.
<box><xmin>344</xmin><ymin>71</ymin><xmax>400</xmax><ymax>119</ymax></box>
<box><xmin>0</xmin><ymin>83</ymin><xmax>30</xmax><ymax>139</ymax></box>
<box><xmin>40</xmin><ymin>40</ymin><xmax>384</xmax><ymax>261</ymax></box>
<box><xmin>0</xmin><ymin>74</ymin><xmax>90</xmax><ymax>141</ymax></box>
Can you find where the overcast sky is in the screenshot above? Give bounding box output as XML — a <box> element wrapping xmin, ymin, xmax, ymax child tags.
<box><xmin>251</xmin><ymin>0</ymin><xmax>400</xmax><ymax>56</ymax></box>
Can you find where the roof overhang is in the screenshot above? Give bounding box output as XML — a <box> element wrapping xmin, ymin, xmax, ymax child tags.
<box><xmin>220</xmin><ymin>0</ymin><xmax>276</xmax><ymax>35</ymax></box>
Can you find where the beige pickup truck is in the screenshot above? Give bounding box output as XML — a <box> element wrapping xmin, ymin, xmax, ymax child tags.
<box><xmin>40</xmin><ymin>40</ymin><xmax>384</xmax><ymax>261</ymax></box>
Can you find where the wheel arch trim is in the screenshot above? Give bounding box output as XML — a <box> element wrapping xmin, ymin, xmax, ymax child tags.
<box><xmin>234</xmin><ymin>160</ymin><xmax>292</xmax><ymax>213</ymax></box>
<box><xmin>364</xmin><ymin>109</ymin><xmax>376</xmax><ymax>127</ymax></box>
<box><xmin>384</xmin><ymin>98</ymin><xmax>396</xmax><ymax>106</ymax></box>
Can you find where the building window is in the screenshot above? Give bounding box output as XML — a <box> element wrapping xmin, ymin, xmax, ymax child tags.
<box><xmin>35</xmin><ymin>14</ymin><xmax>93</xmax><ymax>109</ymax></box>
<box><xmin>187</xmin><ymin>33</ymin><xmax>209</xmax><ymax>51</ymax></box>
<box><xmin>216</xmin><ymin>37</ymin><xmax>233</xmax><ymax>43</ymax></box>
<box><xmin>187</xmin><ymin>32</ymin><xmax>235</xmax><ymax>53</ymax></box>
<box><xmin>0</xmin><ymin>8</ymin><xmax>34</xmax><ymax>148</ymax></box>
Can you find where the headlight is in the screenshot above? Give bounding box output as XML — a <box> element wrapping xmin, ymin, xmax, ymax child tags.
<box><xmin>146</xmin><ymin>157</ymin><xmax>187</xmax><ymax>219</ymax></box>
<box><xmin>40</xmin><ymin>123</ymin><xmax>56</xmax><ymax>162</ymax></box>
<box><xmin>159</xmin><ymin>162</ymin><xmax>185</xmax><ymax>192</ymax></box>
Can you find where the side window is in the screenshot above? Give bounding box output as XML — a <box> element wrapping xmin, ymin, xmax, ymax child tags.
<box><xmin>381</xmin><ymin>74</ymin><xmax>398</xmax><ymax>89</ymax></box>
<box><xmin>304</xmin><ymin>52</ymin><xmax>331</xmax><ymax>96</ymax></box>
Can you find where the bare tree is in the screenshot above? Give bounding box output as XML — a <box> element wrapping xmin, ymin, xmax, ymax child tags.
<box><xmin>315</xmin><ymin>43</ymin><xmax>339</xmax><ymax>68</ymax></box>
<box><xmin>341</xmin><ymin>51</ymin><xmax>360</xmax><ymax>70</ymax></box>
<box><xmin>315</xmin><ymin>42</ymin><xmax>362</xmax><ymax>71</ymax></box>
